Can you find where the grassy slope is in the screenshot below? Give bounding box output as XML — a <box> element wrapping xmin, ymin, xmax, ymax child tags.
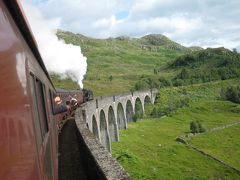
<box><xmin>112</xmin><ymin>79</ymin><xmax>240</xmax><ymax>179</ymax></box>
<box><xmin>188</xmin><ymin>124</ymin><xmax>240</xmax><ymax>170</ymax></box>
<box><xmin>50</xmin><ymin>74</ymin><xmax>80</xmax><ymax>89</ymax></box>
<box><xmin>57</xmin><ymin>31</ymin><xmax>186</xmax><ymax>95</ymax></box>
<box><xmin>112</xmin><ymin>120</ymin><xmax>240</xmax><ymax>179</ymax></box>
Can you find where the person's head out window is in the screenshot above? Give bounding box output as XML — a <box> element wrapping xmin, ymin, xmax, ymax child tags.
<box><xmin>54</xmin><ymin>96</ymin><xmax>62</xmax><ymax>105</ymax></box>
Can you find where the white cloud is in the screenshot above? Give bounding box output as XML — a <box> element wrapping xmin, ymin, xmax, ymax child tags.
<box><xmin>24</xmin><ymin>0</ymin><xmax>240</xmax><ymax>51</ymax></box>
<box><xmin>21</xmin><ymin>0</ymin><xmax>87</xmax><ymax>88</ymax></box>
<box><xmin>92</xmin><ymin>16</ymin><xmax>117</xmax><ymax>29</ymax></box>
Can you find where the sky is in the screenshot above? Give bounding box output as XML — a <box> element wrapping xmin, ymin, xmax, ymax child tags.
<box><xmin>24</xmin><ymin>0</ymin><xmax>240</xmax><ymax>50</ymax></box>
<box><xmin>21</xmin><ymin>0</ymin><xmax>87</xmax><ymax>88</ymax></box>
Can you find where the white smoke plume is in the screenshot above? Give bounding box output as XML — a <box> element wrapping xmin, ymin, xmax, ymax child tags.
<box><xmin>21</xmin><ymin>1</ymin><xmax>87</xmax><ymax>88</ymax></box>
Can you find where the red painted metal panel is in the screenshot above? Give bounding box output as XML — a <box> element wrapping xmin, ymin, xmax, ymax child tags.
<box><xmin>0</xmin><ymin>2</ymin><xmax>40</xmax><ymax>179</ymax></box>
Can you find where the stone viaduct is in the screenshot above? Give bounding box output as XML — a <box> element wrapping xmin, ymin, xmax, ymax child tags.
<box><xmin>76</xmin><ymin>89</ymin><xmax>158</xmax><ymax>152</ymax></box>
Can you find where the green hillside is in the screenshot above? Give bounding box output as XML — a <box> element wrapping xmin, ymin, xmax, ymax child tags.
<box><xmin>56</xmin><ymin>30</ymin><xmax>197</xmax><ymax>95</ymax></box>
<box><xmin>56</xmin><ymin>30</ymin><xmax>239</xmax><ymax>97</ymax></box>
<box><xmin>112</xmin><ymin>79</ymin><xmax>240</xmax><ymax>179</ymax></box>
<box><xmin>133</xmin><ymin>47</ymin><xmax>240</xmax><ymax>90</ymax></box>
<box><xmin>170</xmin><ymin>47</ymin><xmax>240</xmax><ymax>85</ymax></box>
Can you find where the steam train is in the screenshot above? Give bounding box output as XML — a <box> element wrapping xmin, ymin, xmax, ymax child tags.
<box><xmin>0</xmin><ymin>1</ymin><xmax>92</xmax><ymax>179</ymax></box>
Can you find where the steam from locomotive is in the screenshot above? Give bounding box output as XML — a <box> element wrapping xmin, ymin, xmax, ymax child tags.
<box><xmin>21</xmin><ymin>1</ymin><xmax>87</xmax><ymax>88</ymax></box>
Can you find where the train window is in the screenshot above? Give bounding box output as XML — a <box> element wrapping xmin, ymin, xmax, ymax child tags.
<box><xmin>29</xmin><ymin>74</ymin><xmax>43</xmax><ymax>148</ymax></box>
<box><xmin>49</xmin><ymin>90</ymin><xmax>55</xmax><ymax>115</ymax></box>
<box><xmin>42</xmin><ymin>85</ymin><xmax>51</xmax><ymax>123</ymax></box>
<box><xmin>35</xmin><ymin>79</ymin><xmax>49</xmax><ymax>136</ymax></box>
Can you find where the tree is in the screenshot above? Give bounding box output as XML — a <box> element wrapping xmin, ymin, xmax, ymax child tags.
<box><xmin>109</xmin><ymin>75</ymin><xmax>113</xmax><ymax>81</ymax></box>
<box><xmin>220</xmin><ymin>85</ymin><xmax>240</xmax><ymax>104</ymax></box>
<box><xmin>132</xmin><ymin>114</ymin><xmax>139</xmax><ymax>122</ymax></box>
<box><xmin>150</xmin><ymin>107</ymin><xmax>158</xmax><ymax>117</ymax></box>
<box><xmin>134</xmin><ymin>80</ymin><xmax>149</xmax><ymax>90</ymax></box>
<box><xmin>198</xmin><ymin>123</ymin><xmax>206</xmax><ymax>133</ymax></box>
<box><xmin>179</xmin><ymin>68</ymin><xmax>189</xmax><ymax>79</ymax></box>
<box><xmin>154</xmin><ymin>68</ymin><xmax>158</xmax><ymax>74</ymax></box>
<box><xmin>232</xmin><ymin>48</ymin><xmax>238</xmax><ymax>53</ymax></box>
<box><xmin>190</xmin><ymin>121</ymin><xmax>205</xmax><ymax>133</ymax></box>
<box><xmin>158</xmin><ymin>77</ymin><xmax>172</xmax><ymax>87</ymax></box>
<box><xmin>190</xmin><ymin>121</ymin><xmax>199</xmax><ymax>133</ymax></box>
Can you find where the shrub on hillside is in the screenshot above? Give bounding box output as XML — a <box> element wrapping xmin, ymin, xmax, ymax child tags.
<box><xmin>158</xmin><ymin>77</ymin><xmax>172</xmax><ymax>88</ymax></box>
<box><xmin>134</xmin><ymin>80</ymin><xmax>149</xmax><ymax>90</ymax></box>
<box><xmin>220</xmin><ymin>85</ymin><xmax>240</xmax><ymax>104</ymax></box>
<box><xmin>132</xmin><ymin>114</ymin><xmax>138</xmax><ymax>122</ymax></box>
<box><xmin>179</xmin><ymin>96</ymin><xmax>190</xmax><ymax>107</ymax></box>
<box><xmin>190</xmin><ymin>121</ymin><xmax>205</xmax><ymax>133</ymax></box>
<box><xmin>172</xmin><ymin>79</ymin><xmax>185</xmax><ymax>86</ymax></box>
<box><xmin>150</xmin><ymin>90</ymin><xmax>190</xmax><ymax>118</ymax></box>
<box><xmin>109</xmin><ymin>75</ymin><xmax>113</xmax><ymax>81</ymax></box>
<box><xmin>132</xmin><ymin>114</ymin><xmax>142</xmax><ymax>122</ymax></box>
<box><xmin>150</xmin><ymin>106</ymin><xmax>171</xmax><ymax>117</ymax></box>
<box><xmin>134</xmin><ymin>76</ymin><xmax>172</xmax><ymax>91</ymax></box>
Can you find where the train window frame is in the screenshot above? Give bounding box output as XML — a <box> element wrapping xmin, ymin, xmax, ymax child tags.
<box><xmin>49</xmin><ymin>90</ymin><xmax>55</xmax><ymax>115</ymax></box>
<box><xmin>51</xmin><ymin>91</ymin><xmax>66</xmax><ymax>115</ymax></box>
<box><xmin>41</xmin><ymin>84</ymin><xmax>51</xmax><ymax>123</ymax></box>
<box><xmin>29</xmin><ymin>72</ymin><xmax>50</xmax><ymax>141</ymax></box>
<box><xmin>29</xmin><ymin>73</ymin><xmax>43</xmax><ymax>148</ymax></box>
<box><xmin>35</xmin><ymin>78</ymin><xmax>49</xmax><ymax>137</ymax></box>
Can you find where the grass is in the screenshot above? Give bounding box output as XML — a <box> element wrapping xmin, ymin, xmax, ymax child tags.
<box><xmin>112</xmin><ymin>117</ymin><xmax>240</xmax><ymax>179</ymax></box>
<box><xmin>50</xmin><ymin>74</ymin><xmax>80</xmax><ymax>89</ymax></box>
<box><xmin>112</xmin><ymin>80</ymin><xmax>240</xmax><ymax>179</ymax></box>
<box><xmin>188</xmin><ymin>124</ymin><xmax>240</xmax><ymax>170</ymax></box>
<box><xmin>83</xmin><ymin>47</ymin><xmax>182</xmax><ymax>95</ymax></box>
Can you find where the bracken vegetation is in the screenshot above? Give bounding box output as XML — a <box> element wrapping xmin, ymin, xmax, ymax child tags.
<box><xmin>220</xmin><ymin>85</ymin><xmax>240</xmax><ymax>104</ymax></box>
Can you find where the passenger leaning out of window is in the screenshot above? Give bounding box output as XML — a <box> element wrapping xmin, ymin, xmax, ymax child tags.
<box><xmin>53</xmin><ymin>96</ymin><xmax>67</xmax><ymax>114</ymax></box>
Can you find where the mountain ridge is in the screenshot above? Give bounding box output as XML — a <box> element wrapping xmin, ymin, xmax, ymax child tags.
<box><xmin>57</xmin><ymin>29</ymin><xmax>203</xmax><ymax>52</ymax></box>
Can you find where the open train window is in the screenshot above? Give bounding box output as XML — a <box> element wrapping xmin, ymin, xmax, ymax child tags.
<box><xmin>29</xmin><ymin>74</ymin><xmax>43</xmax><ymax>148</ymax></box>
<box><xmin>29</xmin><ymin>73</ymin><xmax>49</xmax><ymax>145</ymax></box>
<box><xmin>49</xmin><ymin>90</ymin><xmax>55</xmax><ymax>115</ymax></box>
<box><xmin>35</xmin><ymin>78</ymin><xmax>49</xmax><ymax>136</ymax></box>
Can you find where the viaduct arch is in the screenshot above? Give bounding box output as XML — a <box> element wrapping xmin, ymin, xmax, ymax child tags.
<box><xmin>76</xmin><ymin>89</ymin><xmax>158</xmax><ymax>152</ymax></box>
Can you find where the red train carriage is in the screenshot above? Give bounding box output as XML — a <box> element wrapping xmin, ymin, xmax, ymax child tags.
<box><xmin>0</xmin><ymin>1</ymin><xmax>70</xmax><ymax>179</ymax></box>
